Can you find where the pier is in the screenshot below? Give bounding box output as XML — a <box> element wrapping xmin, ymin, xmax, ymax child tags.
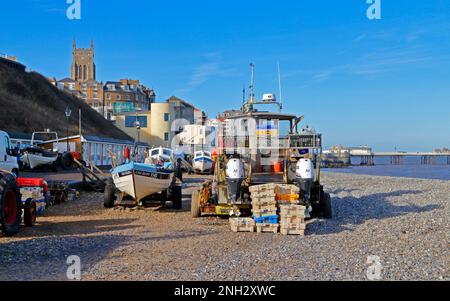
<box><xmin>372</xmin><ymin>152</ymin><xmax>450</xmax><ymax>165</ymax></box>
<box><xmin>348</xmin><ymin>148</ymin><xmax>450</xmax><ymax>165</ymax></box>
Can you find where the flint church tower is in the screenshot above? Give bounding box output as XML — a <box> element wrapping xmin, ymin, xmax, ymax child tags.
<box><xmin>71</xmin><ymin>39</ymin><xmax>96</xmax><ymax>82</ymax></box>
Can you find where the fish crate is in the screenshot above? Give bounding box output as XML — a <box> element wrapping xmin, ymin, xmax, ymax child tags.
<box><xmin>279</xmin><ymin>205</ymin><xmax>306</xmax><ymax>217</ymax></box>
<box><xmin>253</xmin><ymin>211</ymin><xmax>278</xmax><ymax>219</ymax></box>
<box><xmin>252</xmin><ymin>201</ymin><xmax>277</xmax><ymax>210</ymax></box>
<box><xmin>279</xmin><ymin>215</ymin><xmax>305</xmax><ymax>225</ymax></box>
<box><xmin>276</xmin><ymin>200</ymin><xmax>300</xmax><ymax>207</ymax></box>
<box><xmin>249</xmin><ymin>183</ymin><xmax>276</xmax><ymax>195</ymax></box>
<box><xmin>276</xmin><ymin>193</ymin><xmax>300</xmax><ymax>202</ymax></box>
<box><xmin>256</xmin><ymin>223</ymin><xmax>279</xmax><ymax>234</ymax></box>
<box><xmin>280</xmin><ymin>227</ymin><xmax>305</xmax><ymax>236</ymax></box>
<box><xmin>230</xmin><ymin>218</ymin><xmax>256</xmax><ymax>233</ymax></box>
<box><xmin>251</xmin><ymin>195</ymin><xmax>276</xmax><ymax>204</ymax></box>
<box><xmin>280</xmin><ymin>219</ymin><xmax>306</xmax><ymax>236</ymax></box>
<box><xmin>274</xmin><ymin>184</ymin><xmax>300</xmax><ymax>196</ymax></box>
<box><xmin>253</xmin><ymin>215</ymin><xmax>278</xmax><ymax>224</ymax></box>
<box><xmin>280</xmin><ymin>222</ymin><xmax>306</xmax><ymax>230</ymax></box>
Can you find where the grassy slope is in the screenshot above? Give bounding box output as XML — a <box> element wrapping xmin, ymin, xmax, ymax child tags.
<box><xmin>0</xmin><ymin>63</ymin><xmax>131</xmax><ymax>140</ymax></box>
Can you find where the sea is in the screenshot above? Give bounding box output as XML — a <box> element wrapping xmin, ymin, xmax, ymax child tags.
<box><xmin>322</xmin><ymin>156</ymin><xmax>450</xmax><ymax>181</ymax></box>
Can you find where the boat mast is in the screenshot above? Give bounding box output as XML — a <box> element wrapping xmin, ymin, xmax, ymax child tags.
<box><xmin>277</xmin><ymin>62</ymin><xmax>283</xmax><ymax>113</ymax></box>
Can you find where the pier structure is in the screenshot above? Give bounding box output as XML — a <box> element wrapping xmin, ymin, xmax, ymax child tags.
<box><xmin>372</xmin><ymin>152</ymin><xmax>450</xmax><ymax>165</ymax></box>
<box><xmin>348</xmin><ymin>147</ymin><xmax>374</xmax><ymax>166</ymax></box>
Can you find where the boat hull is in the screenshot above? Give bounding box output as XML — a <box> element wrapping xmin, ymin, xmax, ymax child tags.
<box><xmin>21</xmin><ymin>153</ymin><xmax>58</xmax><ymax>169</ymax></box>
<box><xmin>111</xmin><ymin>162</ymin><xmax>173</xmax><ymax>203</ymax></box>
<box><xmin>193</xmin><ymin>157</ymin><xmax>214</xmax><ymax>174</ymax></box>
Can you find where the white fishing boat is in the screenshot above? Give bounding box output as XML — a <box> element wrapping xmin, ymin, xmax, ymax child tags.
<box><xmin>111</xmin><ymin>161</ymin><xmax>173</xmax><ymax>203</ymax></box>
<box><xmin>193</xmin><ymin>150</ymin><xmax>214</xmax><ymax>174</ymax></box>
<box><xmin>149</xmin><ymin>147</ymin><xmax>174</xmax><ymax>163</ymax></box>
<box><xmin>21</xmin><ymin>131</ymin><xmax>59</xmax><ymax>170</ymax></box>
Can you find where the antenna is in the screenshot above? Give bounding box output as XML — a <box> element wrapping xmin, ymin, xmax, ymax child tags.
<box><xmin>277</xmin><ymin>62</ymin><xmax>283</xmax><ymax>112</ymax></box>
<box><xmin>249</xmin><ymin>63</ymin><xmax>255</xmax><ymax>104</ymax></box>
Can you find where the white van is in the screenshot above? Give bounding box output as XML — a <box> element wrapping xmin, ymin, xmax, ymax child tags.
<box><xmin>0</xmin><ymin>131</ymin><xmax>20</xmax><ymax>177</ymax></box>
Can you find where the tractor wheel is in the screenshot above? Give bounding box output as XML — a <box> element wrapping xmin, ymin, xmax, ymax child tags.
<box><xmin>170</xmin><ymin>186</ymin><xmax>182</xmax><ymax>210</ymax></box>
<box><xmin>191</xmin><ymin>190</ymin><xmax>201</xmax><ymax>218</ymax></box>
<box><xmin>61</xmin><ymin>152</ymin><xmax>74</xmax><ymax>170</ymax></box>
<box><xmin>51</xmin><ymin>161</ymin><xmax>58</xmax><ymax>172</ymax></box>
<box><xmin>0</xmin><ymin>173</ymin><xmax>22</xmax><ymax>236</ymax></box>
<box><xmin>11</xmin><ymin>169</ymin><xmax>19</xmax><ymax>179</ymax></box>
<box><xmin>24</xmin><ymin>199</ymin><xmax>37</xmax><ymax>227</ymax></box>
<box><xmin>321</xmin><ymin>192</ymin><xmax>333</xmax><ymax>219</ymax></box>
<box><xmin>104</xmin><ymin>180</ymin><xmax>116</xmax><ymax>208</ymax></box>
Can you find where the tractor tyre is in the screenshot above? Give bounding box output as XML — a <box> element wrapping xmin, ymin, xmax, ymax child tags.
<box><xmin>0</xmin><ymin>172</ymin><xmax>22</xmax><ymax>236</ymax></box>
<box><xmin>191</xmin><ymin>190</ymin><xmax>201</xmax><ymax>218</ymax></box>
<box><xmin>321</xmin><ymin>192</ymin><xmax>333</xmax><ymax>219</ymax></box>
<box><xmin>11</xmin><ymin>168</ymin><xmax>19</xmax><ymax>179</ymax></box>
<box><xmin>61</xmin><ymin>152</ymin><xmax>74</xmax><ymax>170</ymax></box>
<box><xmin>170</xmin><ymin>186</ymin><xmax>182</xmax><ymax>210</ymax></box>
<box><xmin>24</xmin><ymin>199</ymin><xmax>37</xmax><ymax>227</ymax></box>
<box><xmin>51</xmin><ymin>161</ymin><xmax>58</xmax><ymax>172</ymax></box>
<box><xmin>104</xmin><ymin>179</ymin><xmax>116</xmax><ymax>208</ymax></box>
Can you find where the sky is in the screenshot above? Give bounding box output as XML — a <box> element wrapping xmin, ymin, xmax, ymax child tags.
<box><xmin>1</xmin><ymin>0</ymin><xmax>449</xmax><ymax>151</ymax></box>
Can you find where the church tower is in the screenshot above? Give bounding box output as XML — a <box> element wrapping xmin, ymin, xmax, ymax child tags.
<box><xmin>71</xmin><ymin>39</ymin><xmax>96</xmax><ymax>82</ymax></box>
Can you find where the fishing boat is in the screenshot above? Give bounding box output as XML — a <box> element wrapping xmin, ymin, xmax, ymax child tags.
<box><xmin>111</xmin><ymin>161</ymin><xmax>173</xmax><ymax>203</ymax></box>
<box><xmin>149</xmin><ymin>147</ymin><xmax>174</xmax><ymax>163</ymax></box>
<box><xmin>193</xmin><ymin>150</ymin><xmax>214</xmax><ymax>174</ymax></box>
<box><xmin>20</xmin><ymin>131</ymin><xmax>59</xmax><ymax>170</ymax></box>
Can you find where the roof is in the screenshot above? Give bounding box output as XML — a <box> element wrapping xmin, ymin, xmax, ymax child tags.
<box><xmin>227</xmin><ymin>111</ymin><xmax>297</xmax><ymax>121</ymax></box>
<box><xmin>167</xmin><ymin>96</ymin><xmax>196</xmax><ymax>109</ymax></box>
<box><xmin>83</xmin><ymin>135</ymin><xmax>149</xmax><ymax>146</ymax></box>
<box><xmin>42</xmin><ymin>134</ymin><xmax>149</xmax><ymax>147</ymax></box>
<box><xmin>59</xmin><ymin>77</ymin><xmax>76</xmax><ymax>83</ymax></box>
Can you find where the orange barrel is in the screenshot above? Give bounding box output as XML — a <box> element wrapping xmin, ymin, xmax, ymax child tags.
<box><xmin>273</xmin><ymin>161</ymin><xmax>283</xmax><ymax>173</ymax></box>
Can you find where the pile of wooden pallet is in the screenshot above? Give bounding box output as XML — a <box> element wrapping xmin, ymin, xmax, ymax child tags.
<box><xmin>249</xmin><ymin>184</ymin><xmax>279</xmax><ymax>233</ymax></box>
<box><xmin>279</xmin><ymin>204</ymin><xmax>306</xmax><ymax>236</ymax></box>
<box><xmin>230</xmin><ymin>217</ymin><xmax>256</xmax><ymax>233</ymax></box>
<box><xmin>229</xmin><ymin>183</ymin><xmax>307</xmax><ymax>236</ymax></box>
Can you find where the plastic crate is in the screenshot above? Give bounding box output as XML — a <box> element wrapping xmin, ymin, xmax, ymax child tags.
<box><xmin>253</xmin><ymin>215</ymin><xmax>278</xmax><ymax>224</ymax></box>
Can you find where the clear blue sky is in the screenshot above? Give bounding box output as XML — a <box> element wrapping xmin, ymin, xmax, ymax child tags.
<box><xmin>1</xmin><ymin>0</ymin><xmax>449</xmax><ymax>151</ymax></box>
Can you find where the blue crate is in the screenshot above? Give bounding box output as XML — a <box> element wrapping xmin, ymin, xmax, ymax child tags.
<box><xmin>253</xmin><ymin>215</ymin><xmax>279</xmax><ymax>224</ymax></box>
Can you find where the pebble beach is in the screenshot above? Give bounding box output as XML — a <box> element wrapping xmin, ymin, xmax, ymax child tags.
<box><xmin>0</xmin><ymin>173</ymin><xmax>448</xmax><ymax>281</ymax></box>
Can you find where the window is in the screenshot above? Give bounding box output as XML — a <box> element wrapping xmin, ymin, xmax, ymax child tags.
<box><xmin>126</xmin><ymin>94</ymin><xmax>131</xmax><ymax>101</ymax></box>
<box><xmin>135</xmin><ymin>95</ymin><xmax>139</xmax><ymax>101</ymax></box>
<box><xmin>4</xmin><ymin>136</ymin><xmax>10</xmax><ymax>152</ymax></box>
<box><xmin>164</xmin><ymin>113</ymin><xmax>170</xmax><ymax>122</ymax></box>
<box><xmin>106</xmin><ymin>93</ymin><xmax>111</xmax><ymax>100</ymax></box>
<box><xmin>117</xmin><ymin>95</ymin><xmax>121</xmax><ymax>101</ymax></box>
<box><xmin>125</xmin><ymin>116</ymin><xmax>148</xmax><ymax>128</ymax></box>
<box><xmin>164</xmin><ymin>132</ymin><xmax>169</xmax><ymax>142</ymax></box>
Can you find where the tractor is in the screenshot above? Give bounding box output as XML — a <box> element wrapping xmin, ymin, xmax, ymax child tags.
<box><xmin>0</xmin><ymin>171</ymin><xmax>39</xmax><ymax>237</ymax></box>
<box><xmin>191</xmin><ymin>112</ymin><xmax>332</xmax><ymax>220</ymax></box>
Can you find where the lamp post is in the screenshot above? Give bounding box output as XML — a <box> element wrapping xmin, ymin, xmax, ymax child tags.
<box><xmin>134</xmin><ymin>118</ymin><xmax>141</xmax><ymax>161</ymax></box>
<box><xmin>65</xmin><ymin>106</ymin><xmax>72</xmax><ymax>152</ymax></box>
